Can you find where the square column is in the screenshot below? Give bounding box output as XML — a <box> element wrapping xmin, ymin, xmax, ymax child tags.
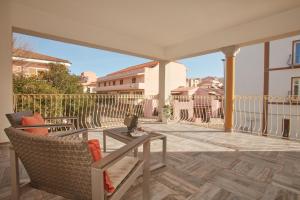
<box><xmin>0</xmin><ymin>0</ymin><xmax>13</xmax><ymax>143</ymax></box>
<box><xmin>158</xmin><ymin>60</ymin><xmax>168</xmax><ymax>122</ymax></box>
<box><xmin>221</xmin><ymin>46</ymin><xmax>240</xmax><ymax>132</ymax></box>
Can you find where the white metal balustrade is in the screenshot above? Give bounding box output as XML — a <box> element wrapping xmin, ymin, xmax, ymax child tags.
<box><xmin>13</xmin><ymin>94</ymin><xmax>300</xmax><ymax>140</ymax></box>
<box><xmin>13</xmin><ymin>94</ymin><xmax>158</xmax><ymax>129</ymax></box>
<box><xmin>234</xmin><ymin>95</ymin><xmax>300</xmax><ymax>140</ymax></box>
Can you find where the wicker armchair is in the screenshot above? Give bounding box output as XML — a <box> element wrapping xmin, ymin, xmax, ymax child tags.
<box><xmin>5</xmin><ymin>111</ymin><xmax>87</xmax><ymax>138</ymax></box>
<box><xmin>5</xmin><ymin>127</ymin><xmax>150</xmax><ymax>200</ymax></box>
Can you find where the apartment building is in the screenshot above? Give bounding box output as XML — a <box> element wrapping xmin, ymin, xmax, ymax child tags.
<box><xmin>80</xmin><ymin>71</ymin><xmax>97</xmax><ymax>93</ymax></box>
<box><xmin>235</xmin><ymin>34</ymin><xmax>300</xmax><ymax>137</ymax></box>
<box><xmin>12</xmin><ymin>48</ymin><xmax>71</xmax><ymax>76</ymax></box>
<box><xmin>96</xmin><ymin>61</ymin><xmax>187</xmax><ymax>96</ymax></box>
<box><xmin>186</xmin><ymin>78</ymin><xmax>201</xmax><ymax>87</ymax></box>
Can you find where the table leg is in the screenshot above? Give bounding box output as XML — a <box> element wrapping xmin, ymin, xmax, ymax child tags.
<box><xmin>162</xmin><ymin>137</ymin><xmax>167</xmax><ymax>165</ymax></box>
<box><xmin>103</xmin><ymin>132</ymin><xmax>106</xmax><ymax>153</ymax></box>
<box><xmin>134</xmin><ymin>148</ymin><xmax>138</xmax><ymax>158</ymax></box>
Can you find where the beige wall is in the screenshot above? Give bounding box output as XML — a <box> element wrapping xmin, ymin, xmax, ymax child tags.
<box><xmin>0</xmin><ymin>0</ymin><xmax>12</xmax><ymax>143</ymax></box>
<box><xmin>144</xmin><ymin>64</ymin><xmax>159</xmax><ymax>96</ymax></box>
<box><xmin>165</xmin><ymin>62</ymin><xmax>187</xmax><ymax>98</ymax></box>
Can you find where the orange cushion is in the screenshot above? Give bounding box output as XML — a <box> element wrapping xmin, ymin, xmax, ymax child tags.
<box><xmin>21</xmin><ymin>114</ymin><xmax>48</xmax><ymax>136</ymax></box>
<box><xmin>33</xmin><ymin>112</ymin><xmax>45</xmax><ymax>124</ymax></box>
<box><xmin>88</xmin><ymin>139</ymin><xmax>115</xmax><ymax>193</ymax></box>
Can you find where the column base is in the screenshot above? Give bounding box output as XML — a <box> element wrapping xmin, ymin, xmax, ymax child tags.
<box><xmin>224</xmin><ymin>128</ymin><xmax>233</xmax><ymax>132</ymax></box>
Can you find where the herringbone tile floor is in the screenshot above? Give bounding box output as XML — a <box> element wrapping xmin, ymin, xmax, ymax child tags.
<box><xmin>1</xmin><ymin>123</ymin><xmax>300</xmax><ymax>199</ymax></box>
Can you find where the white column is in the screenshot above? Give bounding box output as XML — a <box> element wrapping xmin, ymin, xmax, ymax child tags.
<box><xmin>158</xmin><ymin>60</ymin><xmax>168</xmax><ymax>122</ymax></box>
<box><xmin>0</xmin><ymin>0</ymin><xmax>12</xmax><ymax>143</ymax></box>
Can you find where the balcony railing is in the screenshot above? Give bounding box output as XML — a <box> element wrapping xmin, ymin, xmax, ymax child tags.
<box><xmin>13</xmin><ymin>94</ymin><xmax>300</xmax><ymax>140</ymax></box>
<box><xmin>169</xmin><ymin>95</ymin><xmax>225</xmax><ymax>129</ymax></box>
<box><xmin>234</xmin><ymin>95</ymin><xmax>300</xmax><ymax>140</ymax></box>
<box><xmin>13</xmin><ymin>94</ymin><xmax>158</xmax><ymax>129</ymax></box>
<box><xmin>169</xmin><ymin>95</ymin><xmax>300</xmax><ymax>140</ymax></box>
<box><xmin>96</xmin><ymin>83</ymin><xmax>145</xmax><ymax>92</ymax></box>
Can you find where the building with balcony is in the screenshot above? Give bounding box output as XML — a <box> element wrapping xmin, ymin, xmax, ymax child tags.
<box><xmin>12</xmin><ymin>48</ymin><xmax>71</xmax><ymax>76</ymax></box>
<box><xmin>96</xmin><ymin>61</ymin><xmax>187</xmax><ymax>96</ymax></box>
<box><xmin>235</xmin><ymin>34</ymin><xmax>300</xmax><ymax>137</ymax></box>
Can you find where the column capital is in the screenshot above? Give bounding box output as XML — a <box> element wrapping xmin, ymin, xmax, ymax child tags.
<box><xmin>221</xmin><ymin>45</ymin><xmax>240</xmax><ymax>57</ymax></box>
<box><xmin>158</xmin><ymin>60</ymin><xmax>171</xmax><ymax>65</ymax></box>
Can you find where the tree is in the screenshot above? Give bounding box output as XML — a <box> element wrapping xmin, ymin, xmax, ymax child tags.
<box><xmin>41</xmin><ymin>63</ymin><xmax>83</xmax><ymax>94</ymax></box>
<box><xmin>13</xmin><ymin>75</ymin><xmax>59</xmax><ymax>94</ymax></box>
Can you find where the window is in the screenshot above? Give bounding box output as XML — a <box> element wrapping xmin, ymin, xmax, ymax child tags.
<box><xmin>291</xmin><ymin>77</ymin><xmax>300</xmax><ymax>96</ymax></box>
<box><xmin>109</xmin><ymin>82</ymin><xmax>111</xmax><ymax>86</ymax></box>
<box><xmin>98</xmin><ymin>82</ymin><xmax>101</xmax><ymax>87</ymax></box>
<box><xmin>132</xmin><ymin>77</ymin><xmax>136</xmax><ymax>83</ymax></box>
<box><xmin>113</xmin><ymin>81</ymin><xmax>116</xmax><ymax>85</ymax></box>
<box><xmin>104</xmin><ymin>82</ymin><xmax>106</xmax><ymax>86</ymax></box>
<box><xmin>120</xmin><ymin>79</ymin><xmax>123</xmax><ymax>85</ymax></box>
<box><xmin>293</xmin><ymin>41</ymin><xmax>300</xmax><ymax>65</ymax></box>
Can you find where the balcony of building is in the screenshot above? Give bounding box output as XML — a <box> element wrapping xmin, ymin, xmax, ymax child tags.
<box><xmin>96</xmin><ymin>82</ymin><xmax>146</xmax><ymax>92</ymax></box>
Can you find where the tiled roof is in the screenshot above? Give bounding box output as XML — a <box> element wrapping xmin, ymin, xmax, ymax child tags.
<box><xmin>172</xmin><ymin>87</ymin><xmax>224</xmax><ymax>96</ymax></box>
<box><xmin>13</xmin><ymin>48</ymin><xmax>70</xmax><ymax>63</ymax></box>
<box><xmin>171</xmin><ymin>86</ymin><xmax>197</xmax><ymax>92</ymax></box>
<box><xmin>107</xmin><ymin>61</ymin><xmax>158</xmax><ymax>76</ymax></box>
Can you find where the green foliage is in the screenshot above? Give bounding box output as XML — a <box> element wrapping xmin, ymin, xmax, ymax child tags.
<box><xmin>13</xmin><ymin>75</ymin><xmax>59</xmax><ymax>94</ymax></box>
<box><xmin>13</xmin><ymin>63</ymin><xmax>83</xmax><ymax>94</ymax></box>
<box><xmin>163</xmin><ymin>104</ymin><xmax>173</xmax><ymax>119</ymax></box>
<box><xmin>41</xmin><ymin>63</ymin><xmax>83</xmax><ymax>94</ymax></box>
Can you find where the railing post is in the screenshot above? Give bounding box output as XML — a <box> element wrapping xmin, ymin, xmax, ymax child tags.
<box><xmin>262</xmin><ymin>42</ymin><xmax>270</xmax><ymax>136</ymax></box>
<box><xmin>221</xmin><ymin>46</ymin><xmax>240</xmax><ymax>132</ymax></box>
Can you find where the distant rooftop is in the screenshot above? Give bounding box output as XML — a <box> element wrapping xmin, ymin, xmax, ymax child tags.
<box><xmin>107</xmin><ymin>61</ymin><xmax>158</xmax><ymax>76</ymax></box>
<box><xmin>13</xmin><ymin>48</ymin><xmax>71</xmax><ymax>64</ymax></box>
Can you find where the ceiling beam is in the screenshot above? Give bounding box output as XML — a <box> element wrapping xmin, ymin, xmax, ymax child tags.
<box><xmin>11</xmin><ymin>2</ymin><xmax>165</xmax><ymax>60</ymax></box>
<box><xmin>165</xmin><ymin>6</ymin><xmax>300</xmax><ymax>60</ymax></box>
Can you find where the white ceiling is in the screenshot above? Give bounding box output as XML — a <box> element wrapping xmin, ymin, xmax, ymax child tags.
<box><xmin>10</xmin><ymin>0</ymin><xmax>300</xmax><ymax>60</ymax></box>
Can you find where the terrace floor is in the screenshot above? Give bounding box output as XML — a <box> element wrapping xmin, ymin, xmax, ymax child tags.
<box><xmin>1</xmin><ymin>123</ymin><xmax>300</xmax><ymax>199</ymax></box>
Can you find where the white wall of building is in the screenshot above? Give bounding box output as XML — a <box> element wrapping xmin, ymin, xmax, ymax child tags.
<box><xmin>235</xmin><ymin>43</ymin><xmax>264</xmax><ymax>96</ymax></box>
<box><xmin>269</xmin><ymin>70</ymin><xmax>300</xmax><ymax>96</ymax></box>
<box><xmin>269</xmin><ymin>35</ymin><xmax>300</xmax><ymax>69</ymax></box>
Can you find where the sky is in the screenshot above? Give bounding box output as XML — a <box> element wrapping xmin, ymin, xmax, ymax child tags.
<box><xmin>14</xmin><ymin>33</ymin><xmax>225</xmax><ymax>78</ymax></box>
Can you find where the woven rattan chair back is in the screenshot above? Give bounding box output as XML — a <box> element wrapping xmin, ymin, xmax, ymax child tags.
<box><xmin>5</xmin><ymin>127</ymin><xmax>94</xmax><ymax>199</ymax></box>
<box><xmin>6</xmin><ymin>111</ymin><xmax>33</xmax><ymax>127</ymax></box>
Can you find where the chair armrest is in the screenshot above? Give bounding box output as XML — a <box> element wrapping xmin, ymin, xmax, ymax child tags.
<box><xmin>44</xmin><ymin>116</ymin><xmax>79</xmax><ymax>120</ymax></box>
<box><xmin>92</xmin><ymin>134</ymin><xmax>150</xmax><ymax>170</ymax></box>
<box><xmin>15</xmin><ymin>124</ymin><xmax>74</xmax><ymax>129</ymax></box>
<box><xmin>53</xmin><ymin>128</ymin><xmax>88</xmax><ymax>138</ymax></box>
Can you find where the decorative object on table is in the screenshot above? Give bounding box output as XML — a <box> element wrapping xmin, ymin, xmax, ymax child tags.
<box><xmin>123</xmin><ymin>114</ymin><xmax>138</xmax><ymax>133</ymax></box>
<box><xmin>129</xmin><ymin>130</ymin><xmax>148</xmax><ymax>137</ymax></box>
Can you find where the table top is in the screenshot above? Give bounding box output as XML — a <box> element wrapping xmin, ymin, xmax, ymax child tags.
<box><xmin>104</xmin><ymin>127</ymin><xmax>165</xmax><ymax>142</ymax></box>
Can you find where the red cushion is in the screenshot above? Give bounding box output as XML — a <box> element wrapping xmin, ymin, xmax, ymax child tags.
<box><xmin>88</xmin><ymin>139</ymin><xmax>115</xmax><ymax>193</ymax></box>
<box><xmin>33</xmin><ymin>112</ymin><xmax>45</xmax><ymax>124</ymax></box>
<box><xmin>21</xmin><ymin>114</ymin><xmax>48</xmax><ymax>136</ymax></box>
